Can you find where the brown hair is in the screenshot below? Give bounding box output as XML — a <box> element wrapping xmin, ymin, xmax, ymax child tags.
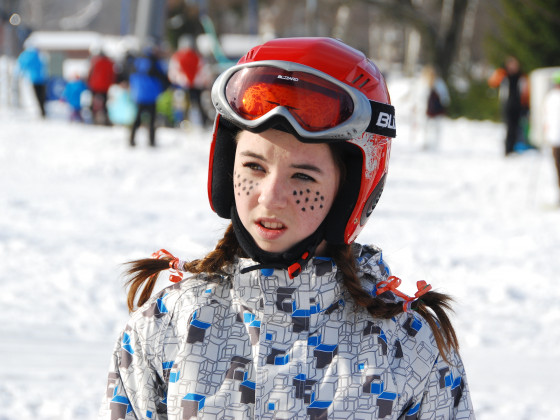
<box><xmin>124</xmin><ymin>224</ymin><xmax>459</xmax><ymax>361</ymax></box>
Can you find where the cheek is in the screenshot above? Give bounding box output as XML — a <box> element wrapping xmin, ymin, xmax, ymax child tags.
<box><xmin>234</xmin><ymin>170</ymin><xmax>259</xmax><ymax>200</ymax></box>
<box><xmin>292</xmin><ymin>188</ymin><xmax>328</xmax><ymax>214</ymax></box>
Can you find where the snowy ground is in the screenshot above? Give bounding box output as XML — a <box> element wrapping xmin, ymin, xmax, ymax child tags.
<box><xmin>1</xmin><ymin>82</ymin><xmax>560</xmax><ymax>419</ymax></box>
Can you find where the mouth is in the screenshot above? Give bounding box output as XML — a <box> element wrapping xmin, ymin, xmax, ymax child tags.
<box><xmin>259</xmin><ymin>220</ymin><xmax>285</xmax><ymax>230</ymax></box>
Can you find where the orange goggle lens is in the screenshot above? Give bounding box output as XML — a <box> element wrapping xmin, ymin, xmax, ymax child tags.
<box><xmin>225</xmin><ymin>67</ymin><xmax>354</xmax><ymax>132</ymax></box>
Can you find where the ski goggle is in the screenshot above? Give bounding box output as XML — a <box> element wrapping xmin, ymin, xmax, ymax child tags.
<box><xmin>211</xmin><ymin>60</ymin><xmax>396</xmax><ymax>141</ymax></box>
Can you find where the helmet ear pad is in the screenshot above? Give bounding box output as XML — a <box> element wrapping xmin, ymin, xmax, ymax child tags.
<box><xmin>323</xmin><ymin>139</ymin><xmax>388</xmax><ymax>245</ymax></box>
<box><xmin>209</xmin><ymin>116</ymin><xmax>239</xmax><ymax>218</ymax></box>
<box><xmin>323</xmin><ymin>142</ymin><xmax>362</xmax><ymax>245</ymax></box>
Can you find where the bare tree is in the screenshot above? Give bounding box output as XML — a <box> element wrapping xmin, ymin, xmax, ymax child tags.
<box><xmin>364</xmin><ymin>0</ymin><xmax>469</xmax><ymax>81</ymax></box>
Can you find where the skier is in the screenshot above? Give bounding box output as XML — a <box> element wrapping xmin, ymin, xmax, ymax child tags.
<box><xmin>62</xmin><ymin>74</ymin><xmax>88</xmax><ymax>122</ymax></box>
<box><xmin>488</xmin><ymin>56</ymin><xmax>530</xmax><ymax>155</ymax></box>
<box><xmin>87</xmin><ymin>51</ymin><xmax>116</xmax><ymax>125</ymax></box>
<box><xmin>16</xmin><ymin>46</ymin><xmax>48</xmax><ymax>118</ymax></box>
<box><xmin>128</xmin><ymin>47</ymin><xmax>169</xmax><ymax>147</ymax></box>
<box><xmin>99</xmin><ymin>37</ymin><xmax>474</xmax><ymax>419</ymax></box>
<box><xmin>168</xmin><ymin>39</ymin><xmax>212</xmax><ymax>128</ymax></box>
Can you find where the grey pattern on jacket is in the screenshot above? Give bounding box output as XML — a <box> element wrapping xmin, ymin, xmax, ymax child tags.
<box><xmin>99</xmin><ymin>244</ymin><xmax>475</xmax><ymax>419</ymax></box>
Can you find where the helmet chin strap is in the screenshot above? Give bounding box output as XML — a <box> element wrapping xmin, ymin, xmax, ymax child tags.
<box><xmin>230</xmin><ymin>206</ymin><xmax>325</xmax><ymax>278</ymax></box>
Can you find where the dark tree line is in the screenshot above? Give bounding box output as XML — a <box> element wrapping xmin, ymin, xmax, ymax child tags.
<box><xmin>485</xmin><ymin>0</ymin><xmax>560</xmax><ymax>72</ymax></box>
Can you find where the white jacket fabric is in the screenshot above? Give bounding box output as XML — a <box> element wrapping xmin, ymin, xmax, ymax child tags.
<box><xmin>543</xmin><ymin>87</ymin><xmax>560</xmax><ymax>147</ymax></box>
<box><xmin>99</xmin><ymin>244</ymin><xmax>475</xmax><ymax>419</ymax></box>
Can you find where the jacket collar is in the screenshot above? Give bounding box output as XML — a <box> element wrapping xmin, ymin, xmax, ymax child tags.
<box><xmin>228</xmin><ymin>244</ymin><xmax>387</xmax><ymax>331</ymax></box>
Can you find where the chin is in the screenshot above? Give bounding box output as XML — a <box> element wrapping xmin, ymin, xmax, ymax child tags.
<box><xmin>255</xmin><ymin>241</ymin><xmax>289</xmax><ymax>254</ymax></box>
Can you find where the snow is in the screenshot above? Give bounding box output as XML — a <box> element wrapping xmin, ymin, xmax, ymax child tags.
<box><xmin>1</xmin><ymin>77</ymin><xmax>560</xmax><ymax>420</ymax></box>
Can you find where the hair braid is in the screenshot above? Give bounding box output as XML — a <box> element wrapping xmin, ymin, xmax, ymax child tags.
<box><xmin>125</xmin><ymin>224</ymin><xmax>240</xmax><ymax>312</ymax></box>
<box><xmin>328</xmin><ymin>243</ymin><xmax>459</xmax><ymax>362</ymax></box>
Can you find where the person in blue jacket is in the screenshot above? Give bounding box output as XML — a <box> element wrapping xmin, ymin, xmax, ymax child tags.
<box><xmin>128</xmin><ymin>47</ymin><xmax>169</xmax><ymax>147</ymax></box>
<box><xmin>99</xmin><ymin>37</ymin><xmax>474</xmax><ymax>419</ymax></box>
<box><xmin>62</xmin><ymin>75</ymin><xmax>88</xmax><ymax>122</ymax></box>
<box><xmin>17</xmin><ymin>46</ymin><xmax>48</xmax><ymax>117</ymax></box>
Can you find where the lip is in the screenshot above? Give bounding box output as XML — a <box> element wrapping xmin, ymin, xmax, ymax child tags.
<box><xmin>254</xmin><ymin>218</ymin><xmax>287</xmax><ymax>241</ymax></box>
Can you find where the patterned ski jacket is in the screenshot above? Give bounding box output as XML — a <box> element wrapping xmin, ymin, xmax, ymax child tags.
<box><xmin>99</xmin><ymin>244</ymin><xmax>475</xmax><ymax>419</ymax></box>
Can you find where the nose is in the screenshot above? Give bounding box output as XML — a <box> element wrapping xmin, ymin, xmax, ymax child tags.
<box><xmin>257</xmin><ymin>173</ymin><xmax>288</xmax><ymax>209</ymax></box>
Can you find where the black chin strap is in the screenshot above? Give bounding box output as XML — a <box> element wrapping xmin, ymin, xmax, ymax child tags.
<box><xmin>230</xmin><ymin>206</ymin><xmax>324</xmax><ymax>278</ymax></box>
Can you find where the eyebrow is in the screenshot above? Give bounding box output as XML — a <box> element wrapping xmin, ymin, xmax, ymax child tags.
<box><xmin>239</xmin><ymin>150</ymin><xmax>324</xmax><ymax>174</ymax></box>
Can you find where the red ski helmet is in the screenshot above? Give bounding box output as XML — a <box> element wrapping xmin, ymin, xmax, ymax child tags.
<box><xmin>208</xmin><ymin>37</ymin><xmax>395</xmax><ymax>245</ymax></box>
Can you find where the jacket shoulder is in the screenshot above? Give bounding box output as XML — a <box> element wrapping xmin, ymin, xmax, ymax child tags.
<box><xmin>125</xmin><ymin>273</ymin><xmax>230</xmax><ymax>343</ymax></box>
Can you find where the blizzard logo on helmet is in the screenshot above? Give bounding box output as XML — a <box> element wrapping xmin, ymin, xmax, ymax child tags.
<box><xmin>376</xmin><ymin>112</ymin><xmax>395</xmax><ymax>129</ymax></box>
<box><xmin>366</xmin><ymin>101</ymin><xmax>397</xmax><ymax>138</ymax></box>
<box><xmin>277</xmin><ymin>75</ymin><xmax>299</xmax><ymax>82</ymax></box>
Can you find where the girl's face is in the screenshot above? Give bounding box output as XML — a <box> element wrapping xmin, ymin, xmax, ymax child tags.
<box><xmin>233</xmin><ymin>129</ymin><xmax>340</xmax><ymax>255</ymax></box>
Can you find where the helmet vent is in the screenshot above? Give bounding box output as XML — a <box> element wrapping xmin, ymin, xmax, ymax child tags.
<box><xmin>359</xmin><ymin>78</ymin><xmax>370</xmax><ymax>88</ymax></box>
<box><xmin>351</xmin><ymin>74</ymin><xmax>363</xmax><ymax>84</ymax></box>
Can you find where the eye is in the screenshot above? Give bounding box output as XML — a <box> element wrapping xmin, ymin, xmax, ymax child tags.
<box><xmin>293</xmin><ymin>172</ymin><xmax>316</xmax><ymax>182</ymax></box>
<box><xmin>243</xmin><ymin>162</ymin><xmax>265</xmax><ymax>172</ymax></box>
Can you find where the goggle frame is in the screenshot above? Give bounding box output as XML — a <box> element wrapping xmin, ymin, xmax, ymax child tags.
<box><xmin>211</xmin><ymin>60</ymin><xmax>391</xmax><ymax>142</ymax></box>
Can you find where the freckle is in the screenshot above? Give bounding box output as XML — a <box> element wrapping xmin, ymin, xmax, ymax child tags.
<box><xmin>249</xmin><ymin>180</ymin><xmax>253</xmax><ymax>184</ymax></box>
<box><xmin>238</xmin><ymin>183</ymin><xmax>242</xmax><ymax>187</ymax></box>
<box><xmin>250</xmin><ymin>186</ymin><xmax>253</xmax><ymax>190</ymax></box>
<box><xmin>242</xmin><ymin>187</ymin><xmax>246</xmax><ymax>190</ymax></box>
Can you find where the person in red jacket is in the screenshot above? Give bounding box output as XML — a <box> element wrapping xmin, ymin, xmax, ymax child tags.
<box><xmin>168</xmin><ymin>39</ymin><xmax>211</xmax><ymax>128</ymax></box>
<box><xmin>87</xmin><ymin>51</ymin><xmax>116</xmax><ymax>125</ymax></box>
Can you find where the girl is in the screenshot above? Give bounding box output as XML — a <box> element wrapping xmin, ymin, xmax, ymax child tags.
<box><xmin>99</xmin><ymin>37</ymin><xmax>474</xmax><ymax>419</ymax></box>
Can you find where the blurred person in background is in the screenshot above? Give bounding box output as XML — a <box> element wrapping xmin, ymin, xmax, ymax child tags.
<box><xmin>61</xmin><ymin>74</ymin><xmax>88</xmax><ymax>122</ymax></box>
<box><xmin>168</xmin><ymin>36</ymin><xmax>212</xmax><ymax>129</ymax></box>
<box><xmin>423</xmin><ymin>65</ymin><xmax>450</xmax><ymax>151</ymax></box>
<box><xmin>87</xmin><ymin>50</ymin><xmax>116</xmax><ymax>125</ymax></box>
<box><xmin>16</xmin><ymin>46</ymin><xmax>48</xmax><ymax>118</ymax></box>
<box><xmin>99</xmin><ymin>37</ymin><xmax>474</xmax><ymax>419</ymax></box>
<box><xmin>488</xmin><ymin>56</ymin><xmax>530</xmax><ymax>156</ymax></box>
<box><xmin>128</xmin><ymin>47</ymin><xmax>169</xmax><ymax>147</ymax></box>
<box><xmin>543</xmin><ymin>71</ymin><xmax>560</xmax><ymax>206</ymax></box>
